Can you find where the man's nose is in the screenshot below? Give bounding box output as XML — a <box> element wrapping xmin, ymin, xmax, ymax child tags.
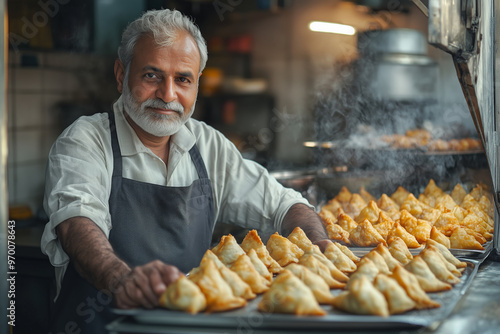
<box><xmin>156</xmin><ymin>77</ymin><xmax>176</xmax><ymax>102</ymax></box>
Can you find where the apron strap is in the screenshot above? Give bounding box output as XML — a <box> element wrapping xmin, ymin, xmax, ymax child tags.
<box><xmin>108</xmin><ymin>111</ymin><xmax>122</xmax><ymax>178</ymax></box>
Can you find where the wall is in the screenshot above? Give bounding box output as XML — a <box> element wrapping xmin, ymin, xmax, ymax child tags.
<box><xmin>7</xmin><ymin>51</ymin><xmax>117</xmax><ymax>214</ymax></box>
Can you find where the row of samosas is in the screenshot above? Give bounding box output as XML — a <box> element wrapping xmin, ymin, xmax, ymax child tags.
<box><xmin>379</xmin><ymin>128</ymin><xmax>483</xmax><ymax>152</ymax></box>
<box><xmin>319</xmin><ymin>180</ymin><xmax>494</xmax><ymax>250</ymax></box>
<box><xmin>158</xmin><ymin>226</ymin><xmax>467</xmax><ymax>318</ymax></box>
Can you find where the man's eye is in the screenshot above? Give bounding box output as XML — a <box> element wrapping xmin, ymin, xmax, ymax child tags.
<box><xmin>145</xmin><ymin>73</ymin><xmax>157</xmax><ymax>79</ymax></box>
<box><xmin>177</xmin><ymin>77</ymin><xmax>189</xmax><ymax>83</ymax></box>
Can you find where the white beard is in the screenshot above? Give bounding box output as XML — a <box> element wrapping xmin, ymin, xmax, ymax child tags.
<box><xmin>121</xmin><ymin>77</ymin><xmax>196</xmax><ymax>137</ymax></box>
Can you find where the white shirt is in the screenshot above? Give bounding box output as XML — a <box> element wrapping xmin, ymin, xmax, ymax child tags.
<box><xmin>41</xmin><ymin>96</ymin><xmax>310</xmax><ymax>291</ymax></box>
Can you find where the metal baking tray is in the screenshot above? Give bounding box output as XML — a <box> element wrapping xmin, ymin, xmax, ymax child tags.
<box><xmin>112</xmin><ymin>260</ymin><xmax>479</xmax><ymax>331</ymax></box>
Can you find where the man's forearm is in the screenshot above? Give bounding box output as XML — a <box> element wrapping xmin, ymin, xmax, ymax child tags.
<box><xmin>281</xmin><ymin>203</ymin><xmax>329</xmax><ymax>243</ymax></box>
<box><xmin>56</xmin><ymin>216</ymin><xmax>131</xmax><ymax>292</ymax></box>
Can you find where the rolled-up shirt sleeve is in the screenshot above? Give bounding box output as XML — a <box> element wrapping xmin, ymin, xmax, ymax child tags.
<box><xmin>41</xmin><ymin>115</ymin><xmax>113</xmax><ymax>269</ymax></box>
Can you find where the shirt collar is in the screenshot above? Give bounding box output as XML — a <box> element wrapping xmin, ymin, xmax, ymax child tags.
<box><xmin>112</xmin><ymin>95</ymin><xmax>196</xmax><ymax>157</ymax></box>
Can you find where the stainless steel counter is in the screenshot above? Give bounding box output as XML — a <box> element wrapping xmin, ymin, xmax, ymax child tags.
<box><xmin>107</xmin><ymin>254</ymin><xmax>500</xmax><ymax>334</ymax></box>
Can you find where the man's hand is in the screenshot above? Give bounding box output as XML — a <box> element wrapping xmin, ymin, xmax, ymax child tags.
<box><xmin>57</xmin><ymin>217</ymin><xmax>182</xmax><ymax>310</ymax></box>
<box><xmin>281</xmin><ymin>203</ymin><xmax>332</xmax><ymax>251</ymax></box>
<box><xmin>113</xmin><ymin>260</ymin><xmax>182</xmax><ymax>309</ymax></box>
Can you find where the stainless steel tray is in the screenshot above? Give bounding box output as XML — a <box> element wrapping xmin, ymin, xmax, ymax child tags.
<box><xmin>112</xmin><ymin>260</ymin><xmax>479</xmax><ymax>331</ymax></box>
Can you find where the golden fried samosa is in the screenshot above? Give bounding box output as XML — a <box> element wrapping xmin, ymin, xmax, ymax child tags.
<box><xmin>319</xmin><ymin>208</ymin><xmax>337</xmax><ymax>224</ymax></box>
<box><xmin>419</xmin><ymin>248</ymin><xmax>461</xmax><ymax>284</ymax></box>
<box><xmin>423</xmin><ymin>179</ymin><xmax>445</xmax><ymax>199</ymax></box>
<box><xmin>298</xmin><ymin>254</ymin><xmax>346</xmax><ymax>289</ymax></box>
<box><xmin>218</xmin><ymin>265</ymin><xmax>256</xmax><ymax>300</ymax></box>
<box><xmin>451</xmin><ymin>183</ymin><xmax>467</xmax><ymax>204</ymax></box>
<box><xmin>159</xmin><ymin>276</ymin><xmax>207</xmax><ymax>314</ymax></box>
<box><xmin>350</xmin><ymin>219</ymin><xmax>387</xmax><ymax>247</ymax></box>
<box><xmin>387</xmin><ymin>223</ymin><xmax>420</xmax><ymax>248</ymax></box>
<box><xmin>362</xmin><ymin>250</ymin><xmax>391</xmax><ymax>275</ymax></box>
<box><xmin>425</xmin><ymin>239</ymin><xmax>466</xmax><ymax>268</ymax></box>
<box><xmin>429</xmin><ymin>226</ymin><xmax>451</xmax><ymax>248</ymax></box>
<box><xmin>377</xmin><ymin>194</ymin><xmax>400</xmax><ymax>212</ymax></box>
<box><xmin>346</xmin><ymin>193</ymin><xmax>368</xmax><ymax>218</ymax></box>
<box><xmin>450</xmin><ymin>227</ymin><xmax>484</xmax><ymax>250</ymax></box>
<box><xmin>266</xmin><ymin>232</ymin><xmax>304</xmax><ymax>267</ymax></box>
<box><xmin>285</xmin><ymin>263</ymin><xmax>335</xmax><ymax>304</ymax></box>
<box><xmin>374</xmin><ymin>211</ymin><xmax>396</xmax><ymax>240</ymax></box>
<box><xmin>435</xmin><ymin>194</ymin><xmax>457</xmax><ymax>212</ymax></box>
<box><xmin>355</xmin><ymin>201</ymin><xmax>381</xmax><ymax>224</ymax></box>
<box><xmin>247</xmin><ymin>248</ymin><xmax>273</xmax><ymax>283</ymax></box>
<box><xmin>325</xmin><ymin>221</ymin><xmax>351</xmax><ymax>244</ymax></box>
<box><xmin>322</xmin><ymin>198</ymin><xmax>343</xmax><ymax>215</ymax></box>
<box><xmin>335</xmin><ymin>186</ymin><xmax>352</xmax><ymax>203</ymax></box>
<box><xmin>399</xmin><ymin>211</ymin><xmax>432</xmax><ymax>244</ymax></box>
<box><xmin>404</xmin><ymin>256</ymin><xmax>452</xmax><ymax>292</ymax></box>
<box><xmin>374</xmin><ymin>274</ymin><xmax>416</xmax><ymax>314</ymax></box>
<box><xmin>230</xmin><ymin>254</ymin><xmax>270</xmax><ymax>294</ymax></box>
<box><xmin>346</xmin><ymin>258</ymin><xmax>379</xmax><ymax>289</ymax></box>
<box><xmin>337</xmin><ymin>213</ymin><xmax>358</xmax><ymax>233</ymax></box>
<box><xmin>323</xmin><ymin>242</ymin><xmax>357</xmax><ymax>273</ymax></box>
<box><xmin>305</xmin><ymin>245</ymin><xmax>350</xmax><ymax>281</ymax></box>
<box><xmin>212</xmin><ymin>234</ymin><xmax>246</xmax><ymax>266</ymax></box>
<box><xmin>240</xmin><ymin>230</ymin><xmax>283</xmax><ymax>274</ymax></box>
<box><xmin>389</xmin><ymin>264</ymin><xmax>440</xmax><ymax>309</ymax></box>
<box><xmin>335</xmin><ymin>242</ymin><xmax>360</xmax><ymax>263</ymax></box>
<box><xmin>189</xmin><ymin>259</ymin><xmax>247</xmax><ymax>312</ymax></box>
<box><xmin>388</xmin><ymin>237</ymin><xmax>413</xmax><ymax>265</ymax></box>
<box><xmin>258</xmin><ymin>270</ymin><xmax>326</xmax><ymax>316</ymax></box>
<box><xmin>374</xmin><ymin>243</ymin><xmax>400</xmax><ymax>272</ymax></box>
<box><xmin>422</xmin><ymin>245</ymin><xmax>462</xmax><ymax>276</ymax></box>
<box><xmin>391</xmin><ymin>186</ymin><xmax>410</xmax><ymax>206</ymax></box>
<box><xmin>287</xmin><ymin>226</ymin><xmax>313</xmax><ymax>251</ymax></box>
<box><xmin>333</xmin><ymin>276</ymin><xmax>389</xmax><ymax>317</ymax></box>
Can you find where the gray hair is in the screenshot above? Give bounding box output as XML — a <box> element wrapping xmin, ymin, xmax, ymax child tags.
<box><xmin>118</xmin><ymin>9</ymin><xmax>208</xmax><ymax>73</ymax></box>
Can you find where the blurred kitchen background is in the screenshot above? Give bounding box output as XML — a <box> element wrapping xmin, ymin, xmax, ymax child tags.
<box><xmin>7</xmin><ymin>0</ymin><xmax>478</xmax><ymax>220</ymax></box>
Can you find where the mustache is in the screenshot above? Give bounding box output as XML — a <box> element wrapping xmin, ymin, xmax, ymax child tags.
<box><xmin>142</xmin><ymin>99</ymin><xmax>184</xmax><ymax>115</ymax></box>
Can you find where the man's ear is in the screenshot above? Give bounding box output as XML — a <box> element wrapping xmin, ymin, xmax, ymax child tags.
<box><xmin>114</xmin><ymin>59</ymin><xmax>125</xmax><ymax>93</ymax></box>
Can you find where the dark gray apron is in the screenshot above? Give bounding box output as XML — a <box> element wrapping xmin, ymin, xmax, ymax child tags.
<box><xmin>48</xmin><ymin>111</ymin><xmax>215</xmax><ymax>333</ymax></box>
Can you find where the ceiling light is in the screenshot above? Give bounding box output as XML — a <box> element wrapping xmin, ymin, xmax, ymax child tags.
<box><xmin>309</xmin><ymin>21</ymin><xmax>356</xmax><ymax>36</ymax></box>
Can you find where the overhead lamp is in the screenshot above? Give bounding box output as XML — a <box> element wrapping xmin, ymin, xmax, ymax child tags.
<box><xmin>309</xmin><ymin>21</ymin><xmax>356</xmax><ymax>36</ymax></box>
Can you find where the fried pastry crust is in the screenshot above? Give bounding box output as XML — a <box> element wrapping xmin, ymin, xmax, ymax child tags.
<box><xmin>299</xmin><ymin>253</ymin><xmax>346</xmax><ymax>289</ymax></box>
<box><xmin>325</xmin><ymin>221</ymin><xmax>351</xmax><ymax>244</ymax></box>
<box><xmin>350</xmin><ymin>219</ymin><xmax>387</xmax><ymax>247</ymax></box>
<box><xmin>230</xmin><ymin>254</ymin><xmax>270</xmax><ymax>294</ymax></box>
<box><xmin>266</xmin><ymin>232</ymin><xmax>304</xmax><ymax>267</ymax></box>
<box><xmin>189</xmin><ymin>259</ymin><xmax>247</xmax><ymax>312</ymax></box>
<box><xmin>241</xmin><ymin>230</ymin><xmax>283</xmax><ymax>274</ymax></box>
<box><xmin>258</xmin><ymin>270</ymin><xmax>326</xmax><ymax>316</ymax></box>
<box><xmin>333</xmin><ymin>275</ymin><xmax>389</xmax><ymax>317</ymax></box>
<box><xmin>374</xmin><ymin>274</ymin><xmax>416</xmax><ymax>314</ymax></box>
<box><xmin>287</xmin><ymin>227</ymin><xmax>313</xmax><ymax>251</ymax></box>
<box><xmin>159</xmin><ymin>276</ymin><xmax>207</xmax><ymax>314</ymax></box>
<box><xmin>387</xmin><ymin>222</ymin><xmax>420</xmax><ymax>248</ymax></box>
<box><xmin>374</xmin><ymin>243</ymin><xmax>400</xmax><ymax>272</ymax></box>
<box><xmin>323</xmin><ymin>242</ymin><xmax>357</xmax><ymax>273</ymax></box>
<box><xmin>212</xmin><ymin>234</ymin><xmax>246</xmax><ymax>266</ymax></box>
<box><xmin>285</xmin><ymin>263</ymin><xmax>335</xmax><ymax>304</ymax></box>
<box><xmin>404</xmin><ymin>256</ymin><xmax>452</xmax><ymax>292</ymax></box>
<box><xmin>388</xmin><ymin>237</ymin><xmax>413</xmax><ymax>265</ymax></box>
<box><xmin>355</xmin><ymin>201</ymin><xmax>381</xmax><ymax>224</ymax></box>
<box><xmin>450</xmin><ymin>227</ymin><xmax>485</xmax><ymax>250</ymax></box>
<box><xmin>389</xmin><ymin>264</ymin><xmax>440</xmax><ymax>310</ymax></box>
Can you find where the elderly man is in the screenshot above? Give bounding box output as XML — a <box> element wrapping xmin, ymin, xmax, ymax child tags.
<box><xmin>42</xmin><ymin>8</ymin><xmax>329</xmax><ymax>333</ymax></box>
